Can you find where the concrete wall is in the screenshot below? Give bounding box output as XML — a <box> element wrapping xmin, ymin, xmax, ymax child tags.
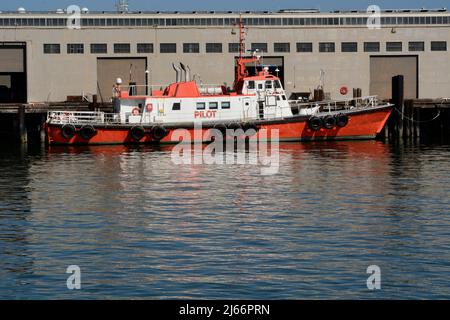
<box><xmin>0</xmin><ymin>21</ymin><xmax>449</xmax><ymax>102</ymax></box>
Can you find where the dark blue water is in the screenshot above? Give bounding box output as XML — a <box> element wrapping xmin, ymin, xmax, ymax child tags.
<box><xmin>0</xmin><ymin>141</ymin><xmax>450</xmax><ymax>299</ymax></box>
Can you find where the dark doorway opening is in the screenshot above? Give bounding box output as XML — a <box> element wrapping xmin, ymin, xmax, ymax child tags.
<box><xmin>0</xmin><ymin>73</ymin><xmax>27</xmax><ymax>103</ymax></box>
<box><xmin>0</xmin><ymin>43</ymin><xmax>27</xmax><ymax>103</ymax></box>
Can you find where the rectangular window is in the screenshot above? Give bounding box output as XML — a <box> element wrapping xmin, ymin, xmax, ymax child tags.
<box><xmin>196</xmin><ymin>102</ymin><xmax>206</xmax><ymax>110</ymax></box>
<box><xmin>274</xmin><ymin>42</ymin><xmax>290</xmax><ymax>53</ymax></box>
<box><xmin>431</xmin><ymin>41</ymin><xmax>447</xmax><ymax>51</ymax></box>
<box><xmin>297</xmin><ymin>42</ymin><xmax>313</xmax><ymax>52</ymax></box>
<box><xmin>90</xmin><ymin>43</ymin><xmax>107</xmax><ymax>54</ymax></box>
<box><xmin>209</xmin><ymin>102</ymin><xmax>218</xmax><ymax>110</ymax></box>
<box><xmin>114</xmin><ymin>43</ymin><xmax>130</xmax><ymax>53</ymax></box>
<box><xmin>67</xmin><ymin>43</ymin><xmax>84</xmax><ymax>54</ymax></box>
<box><xmin>172</xmin><ymin>102</ymin><xmax>181</xmax><ymax>111</ymax></box>
<box><xmin>206</xmin><ymin>43</ymin><xmax>222</xmax><ymax>53</ymax></box>
<box><xmin>183</xmin><ymin>43</ymin><xmax>200</xmax><ymax>53</ymax></box>
<box><xmin>319</xmin><ymin>42</ymin><xmax>335</xmax><ymax>53</ymax></box>
<box><xmin>341</xmin><ymin>42</ymin><xmax>358</xmax><ymax>52</ymax></box>
<box><xmin>386</xmin><ymin>42</ymin><xmax>402</xmax><ymax>52</ymax></box>
<box><xmin>229</xmin><ymin>43</ymin><xmax>244</xmax><ymax>53</ymax></box>
<box><xmin>221</xmin><ymin>102</ymin><xmax>230</xmax><ymax>109</ymax></box>
<box><xmin>364</xmin><ymin>42</ymin><xmax>380</xmax><ymax>52</ymax></box>
<box><xmin>137</xmin><ymin>43</ymin><xmax>154</xmax><ymax>53</ymax></box>
<box><xmin>409</xmin><ymin>41</ymin><xmax>424</xmax><ymax>51</ymax></box>
<box><xmin>43</xmin><ymin>44</ymin><xmax>60</xmax><ymax>54</ymax></box>
<box><xmin>247</xmin><ymin>81</ymin><xmax>255</xmax><ymax>89</ymax></box>
<box><xmin>251</xmin><ymin>43</ymin><xmax>268</xmax><ymax>53</ymax></box>
<box><xmin>160</xmin><ymin>43</ymin><xmax>177</xmax><ymax>53</ymax></box>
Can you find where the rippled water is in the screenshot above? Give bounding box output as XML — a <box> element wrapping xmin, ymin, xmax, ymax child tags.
<box><xmin>0</xmin><ymin>140</ymin><xmax>450</xmax><ymax>299</ymax></box>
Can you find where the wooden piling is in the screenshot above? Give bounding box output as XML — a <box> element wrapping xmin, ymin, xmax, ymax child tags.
<box><xmin>391</xmin><ymin>75</ymin><xmax>404</xmax><ymax>140</ymax></box>
<box><xmin>17</xmin><ymin>104</ymin><xmax>27</xmax><ymax>144</ymax></box>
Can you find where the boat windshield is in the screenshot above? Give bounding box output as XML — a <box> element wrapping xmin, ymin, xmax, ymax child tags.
<box><xmin>274</xmin><ymin>80</ymin><xmax>282</xmax><ymax>89</ymax></box>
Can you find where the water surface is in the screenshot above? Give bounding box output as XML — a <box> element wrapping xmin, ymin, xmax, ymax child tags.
<box><xmin>0</xmin><ymin>141</ymin><xmax>449</xmax><ymax>299</ymax></box>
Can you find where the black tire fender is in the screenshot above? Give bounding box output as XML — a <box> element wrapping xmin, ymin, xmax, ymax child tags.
<box><xmin>336</xmin><ymin>114</ymin><xmax>349</xmax><ymax>128</ymax></box>
<box><xmin>79</xmin><ymin>125</ymin><xmax>97</xmax><ymax>140</ymax></box>
<box><xmin>308</xmin><ymin>116</ymin><xmax>323</xmax><ymax>131</ymax></box>
<box><xmin>151</xmin><ymin>126</ymin><xmax>168</xmax><ymax>141</ymax></box>
<box><xmin>323</xmin><ymin>115</ymin><xmax>337</xmax><ymax>129</ymax></box>
<box><xmin>61</xmin><ymin>124</ymin><xmax>76</xmax><ymax>139</ymax></box>
<box><xmin>130</xmin><ymin>126</ymin><xmax>146</xmax><ymax>141</ymax></box>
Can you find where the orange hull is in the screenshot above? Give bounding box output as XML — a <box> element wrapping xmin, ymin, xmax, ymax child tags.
<box><xmin>46</xmin><ymin>107</ymin><xmax>392</xmax><ymax>145</ymax></box>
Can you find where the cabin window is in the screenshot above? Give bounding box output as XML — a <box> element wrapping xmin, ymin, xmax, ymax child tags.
<box><xmin>258</xmin><ymin>83</ymin><xmax>264</xmax><ymax>90</ymax></box>
<box><xmin>196</xmin><ymin>102</ymin><xmax>206</xmax><ymax>110</ymax></box>
<box><xmin>172</xmin><ymin>102</ymin><xmax>181</xmax><ymax>111</ymax></box>
<box><xmin>274</xmin><ymin>80</ymin><xmax>282</xmax><ymax>89</ymax></box>
<box><xmin>209</xmin><ymin>102</ymin><xmax>218</xmax><ymax>109</ymax></box>
<box><xmin>247</xmin><ymin>81</ymin><xmax>255</xmax><ymax>89</ymax></box>
<box><xmin>221</xmin><ymin>102</ymin><xmax>230</xmax><ymax>109</ymax></box>
<box><xmin>265</xmin><ymin>81</ymin><xmax>273</xmax><ymax>89</ymax></box>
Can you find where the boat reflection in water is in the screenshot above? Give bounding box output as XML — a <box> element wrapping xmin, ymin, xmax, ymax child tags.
<box><xmin>45</xmin><ymin>140</ymin><xmax>391</xmax><ymax>218</ymax></box>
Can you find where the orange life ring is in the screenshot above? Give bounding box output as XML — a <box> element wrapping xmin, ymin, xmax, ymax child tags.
<box><xmin>340</xmin><ymin>86</ymin><xmax>349</xmax><ymax>95</ymax></box>
<box><xmin>132</xmin><ymin>107</ymin><xmax>140</xmax><ymax>116</ymax></box>
<box><xmin>146</xmin><ymin>103</ymin><xmax>153</xmax><ymax>113</ymax></box>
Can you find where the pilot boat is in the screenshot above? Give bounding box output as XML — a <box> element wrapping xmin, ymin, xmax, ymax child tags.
<box><xmin>46</xmin><ymin>19</ymin><xmax>392</xmax><ymax>146</ymax></box>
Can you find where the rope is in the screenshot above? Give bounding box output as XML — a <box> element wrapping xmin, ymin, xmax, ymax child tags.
<box><xmin>393</xmin><ymin>98</ymin><xmax>448</xmax><ymax>124</ymax></box>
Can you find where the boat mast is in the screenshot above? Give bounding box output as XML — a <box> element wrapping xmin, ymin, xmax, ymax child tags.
<box><xmin>239</xmin><ymin>15</ymin><xmax>245</xmax><ymax>60</ymax></box>
<box><xmin>233</xmin><ymin>14</ymin><xmax>259</xmax><ymax>92</ymax></box>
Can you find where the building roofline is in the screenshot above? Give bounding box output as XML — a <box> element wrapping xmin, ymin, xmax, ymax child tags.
<box><xmin>0</xmin><ymin>8</ymin><xmax>448</xmax><ymax>16</ymax></box>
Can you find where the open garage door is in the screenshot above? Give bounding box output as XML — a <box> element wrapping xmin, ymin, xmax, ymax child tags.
<box><xmin>370</xmin><ymin>56</ymin><xmax>418</xmax><ymax>100</ymax></box>
<box><xmin>0</xmin><ymin>43</ymin><xmax>27</xmax><ymax>103</ymax></box>
<box><xmin>97</xmin><ymin>58</ymin><xmax>147</xmax><ymax>102</ymax></box>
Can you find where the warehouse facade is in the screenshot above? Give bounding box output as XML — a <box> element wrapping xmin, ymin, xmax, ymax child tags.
<box><xmin>0</xmin><ymin>8</ymin><xmax>449</xmax><ymax>103</ymax></box>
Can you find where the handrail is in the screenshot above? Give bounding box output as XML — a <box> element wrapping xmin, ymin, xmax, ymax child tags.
<box><xmin>47</xmin><ymin>96</ymin><xmax>389</xmax><ymax>126</ymax></box>
<box><xmin>287</xmin><ymin>95</ymin><xmax>380</xmax><ymax>115</ymax></box>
